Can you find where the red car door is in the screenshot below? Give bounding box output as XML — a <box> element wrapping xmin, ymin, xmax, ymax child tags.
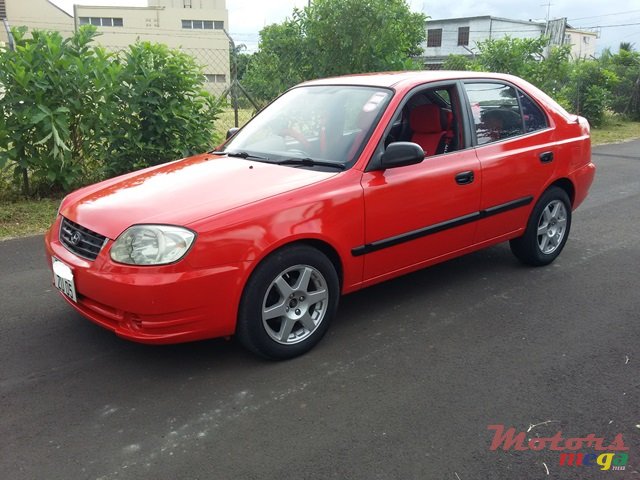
<box><xmin>463</xmin><ymin>81</ymin><xmax>558</xmax><ymax>244</ymax></box>
<box><xmin>358</xmin><ymin>148</ymin><xmax>482</xmax><ymax>283</ymax></box>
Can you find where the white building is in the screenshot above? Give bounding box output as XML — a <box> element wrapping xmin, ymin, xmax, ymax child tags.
<box><xmin>422</xmin><ymin>15</ymin><xmax>598</xmax><ymax>69</ymax></box>
<box><xmin>0</xmin><ymin>0</ymin><xmax>229</xmax><ymax>94</ymax></box>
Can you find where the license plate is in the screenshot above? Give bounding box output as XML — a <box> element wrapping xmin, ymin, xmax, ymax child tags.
<box><xmin>52</xmin><ymin>257</ymin><xmax>77</xmax><ymax>303</ymax></box>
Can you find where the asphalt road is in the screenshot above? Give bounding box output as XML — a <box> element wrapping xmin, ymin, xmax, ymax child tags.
<box><xmin>1</xmin><ymin>141</ymin><xmax>639</xmax><ymax>480</ymax></box>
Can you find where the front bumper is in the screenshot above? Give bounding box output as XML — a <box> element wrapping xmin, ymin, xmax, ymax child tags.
<box><xmin>44</xmin><ymin>216</ymin><xmax>248</xmax><ymax>344</ymax></box>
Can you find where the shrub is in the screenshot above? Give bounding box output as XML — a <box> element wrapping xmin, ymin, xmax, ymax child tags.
<box><xmin>104</xmin><ymin>41</ymin><xmax>222</xmax><ymax>175</ymax></box>
<box><xmin>0</xmin><ymin>26</ymin><xmax>118</xmax><ymax>195</ymax></box>
<box><xmin>0</xmin><ymin>28</ymin><xmax>222</xmax><ymax>196</ymax></box>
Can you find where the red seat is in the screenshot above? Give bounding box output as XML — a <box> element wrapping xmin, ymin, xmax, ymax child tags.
<box><xmin>409</xmin><ymin>104</ymin><xmax>446</xmax><ymax>156</ymax></box>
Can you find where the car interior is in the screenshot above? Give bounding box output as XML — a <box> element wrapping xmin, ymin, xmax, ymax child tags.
<box><xmin>383</xmin><ymin>86</ymin><xmax>462</xmax><ymax>157</ymax></box>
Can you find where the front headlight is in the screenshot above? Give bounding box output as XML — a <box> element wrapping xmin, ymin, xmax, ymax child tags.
<box><xmin>110</xmin><ymin>225</ymin><xmax>196</xmax><ymax>266</ymax></box>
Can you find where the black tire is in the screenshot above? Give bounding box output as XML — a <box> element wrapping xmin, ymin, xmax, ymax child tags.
<box><xmin>236</xmin><ymin>245</ymin><xmax>340</xmax><ymax>360</ymax></box>
<box><xmin>510</xmin><ymin>186</ymin><xmax>572</xmax><ymax>266</ymax></box>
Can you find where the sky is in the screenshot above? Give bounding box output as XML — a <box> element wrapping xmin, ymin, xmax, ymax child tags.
<box><xmin>53</xmin><ymin>0</ymin><xmax>640</xmax><ymax>54</ymax></box>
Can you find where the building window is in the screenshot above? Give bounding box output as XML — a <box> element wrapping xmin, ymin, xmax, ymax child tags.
<box><xmin>184</xmin><ymin>0</ymin><xmax>192</xmax><ymax>7</ymax></box>
<box><xmin>457</xmin><ymin>26</ymin><xmax>470</xmax><ymax>46</ymax></box>
<box><xmin>205</xmin><ymin>74</ymin><xmax>226</xmax><ymax>83</ymax></box>
<box><xmin>79</xmin><ymin>17</ymin><xmax>123</xmax><ymax>27</ymax></box>
<box><xmin>427</xmin><ymin>28</ymin><xmax>442</xmax><ymax>48</ymax></box>
<box><xmin>0</xmin><ymin>0</ymin><xmax>7</xmax><ymax>19</ymax></box>
<box><xmin>182</xmin><ymin>19</ymin><xmax>224</xmax><ymax>30</ymax></box>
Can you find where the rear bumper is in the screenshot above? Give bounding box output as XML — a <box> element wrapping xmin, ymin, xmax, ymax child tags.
<box><xmin>570</xmin><ymin>161</ymin><xmax>596</xmax><ymax>210</ymax></box>
<box><xmin>44</xmin><ymin>216</ymin><xmax>248</xmax><ymax>344</ymax></box>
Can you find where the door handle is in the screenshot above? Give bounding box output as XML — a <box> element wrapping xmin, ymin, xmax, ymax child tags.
<box><xmin>455</xmin><ymin>171</ymin><xmax>475</xmax><ymax>185</ymax></box>
<box><xmin>539</xmin><ymin>151</ymin><xmax>554</xmax><ymax>163</ymax></box>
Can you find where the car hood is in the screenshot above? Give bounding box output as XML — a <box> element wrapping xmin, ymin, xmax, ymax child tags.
<box><xmin>61</xmin><ymin>154</ymin><xmax>338</xmax><ymax>239</ymax></box>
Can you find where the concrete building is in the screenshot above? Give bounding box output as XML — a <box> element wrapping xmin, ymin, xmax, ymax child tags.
<box><xmin>422</xmin><ymin>15</ymin><xmax>598</xmax><ymax>69</ymax></box>
<box><xmin>0</xmin><ymin>0</ymin><xmax>74</xmax><ymax>39</ymax></box>
<box><xmin>0</xmin><ymin>0</ymin><xmax>229</xmax><ymax>94</ymax></box>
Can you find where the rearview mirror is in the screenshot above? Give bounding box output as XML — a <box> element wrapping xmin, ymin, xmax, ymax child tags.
<box><xmin>380</xmin><ymin>142</ymin><xmax>425</xmax><ymax>169</ymax></box>
<box><xmin>226</xmin><ymin>127</ymin><xmax>240</xmax><ymax>139</ymax></box>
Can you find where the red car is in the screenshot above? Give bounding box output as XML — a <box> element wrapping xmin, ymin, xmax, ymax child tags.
<box><xmin>45</xmin><ymin>71</ymin><xmax>595</xmax><ymax>359</ymax></box>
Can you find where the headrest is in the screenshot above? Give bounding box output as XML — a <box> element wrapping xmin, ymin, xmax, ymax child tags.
<box><xmin>409</xmin><ymin>104</ymin><xmax>443</xmax><ymax>134</ymax></box>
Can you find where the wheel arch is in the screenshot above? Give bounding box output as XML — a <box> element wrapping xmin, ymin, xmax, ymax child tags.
<box><xmin>547</xmin><ymin>178</ymin><xmax>575</xmax><ymax>206</ymax></box>
<box><xmin>244</xmin><ymin>238</ymin><xmax>345</xmax><ymax>293</ymax></box>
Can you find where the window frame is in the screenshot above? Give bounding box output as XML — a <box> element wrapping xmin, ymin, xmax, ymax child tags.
<box><xmin>457</xmin><ymin>26</ymin><xmax>470</xmax><ymax>46</ymax></box>
<box><xmin>365</xmin><ymin>80</ymin><xmax>471</xmax><ymax>172</ymax></box>
<box><xmin>460</xmin><ymin>79</ymin><xmax>552</xmax><ymax>147</ymax></box>
<box><xmin>79</xmin><ymin>16</ymin><xmax>123</xmax><ymax>27</ymax></box>
<box><xmin>182</xmin><ymin>19</ymin><xmax>224</xmax><ymax>30</ymax></box>
<box><xmin>427</xmin><ymin>28</ymin><xmax>443</xmax><ymax>48</ymax></box>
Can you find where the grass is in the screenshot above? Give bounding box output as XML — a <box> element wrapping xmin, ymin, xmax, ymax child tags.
<box><xmin>591</xmin><ymin>119</ymin><xmax>640</xmax><ymax>146</ymax></box>
<box><xmin>0</xmin><ymin>197</ymin><xmax>59</xmax><ymax>240</ymax></box>
<box><xmin>0</xmin><ymin>116</ymin><xmax>638</xmax><ymax>242</ymax></box>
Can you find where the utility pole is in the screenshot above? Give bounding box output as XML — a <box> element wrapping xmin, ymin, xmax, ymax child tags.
<box><xmin>541</xmin><ymin>1</ymin><xmax>553</xmax><ymax>23</ymax></box>
<box><xmin>541</xmin><ymin>2</ymin><xmax>553</xmax><ymax>37</ymax></box>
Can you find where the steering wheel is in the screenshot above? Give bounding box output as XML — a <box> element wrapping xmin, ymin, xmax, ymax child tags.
<box><xmin>280</xmin><ymin>127</ymin><xmax>312</xmax><ymax>152</ymax></box>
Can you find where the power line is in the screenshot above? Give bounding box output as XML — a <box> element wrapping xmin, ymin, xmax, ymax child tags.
<box><xmin>568</xmin><ymin>9</ymin><xmax>640</xmax><ymax>22</ymax></box>
<box><xmin>578</xmin><ymin>22</ymin><xmax>640</xmax><ymax>29</ymax></box>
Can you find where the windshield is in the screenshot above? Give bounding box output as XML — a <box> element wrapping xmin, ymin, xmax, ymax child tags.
<box><xmin>222</xmin><ymin>85</ymin><xmax>392</xmax><ymax>168</ymax></box>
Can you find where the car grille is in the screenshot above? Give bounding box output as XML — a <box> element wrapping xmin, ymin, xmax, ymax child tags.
<box><xmin>59</xmin><ymin>217</ymin><xmax>107</xmax><ymax>261</ymax></box>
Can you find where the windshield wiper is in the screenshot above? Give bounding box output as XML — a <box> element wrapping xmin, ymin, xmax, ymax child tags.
<box><xmin>209</xmin><ymin>150</ymin><xmax>268</xmax><ymax>160</ymax></box>
<box><xmin>275</xmin><ymin>158</ymin><xmax>346</xmax><ymax>170</ymax></box>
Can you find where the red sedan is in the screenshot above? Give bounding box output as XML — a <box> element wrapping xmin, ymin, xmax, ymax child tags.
<box><xmin>45</xmin><ymin>71</ymin><xmax>595</xmax><ymax>359</ymax></box>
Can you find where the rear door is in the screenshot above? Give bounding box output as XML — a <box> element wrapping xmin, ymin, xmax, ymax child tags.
<box><xmin>462</xmin><ymin>81</ymin><xmax>557</xmax><ymax>244</ymax></box>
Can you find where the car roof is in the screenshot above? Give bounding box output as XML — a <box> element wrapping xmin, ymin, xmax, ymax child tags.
<box><xmin>300</xmin><ymin>70</ymin><xmax>523</xmax><ymax>90</ymax></box>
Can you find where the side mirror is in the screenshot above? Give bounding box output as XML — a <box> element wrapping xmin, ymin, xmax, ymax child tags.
<box><xmin>380</xmin><ymin>142</ymin><xmax>425</xmax><ymax>169</ymax></box>
<box><xmin>226</xmin><ymin>127</ymin><xmax>240</xmax><ymax>139</ymax></box>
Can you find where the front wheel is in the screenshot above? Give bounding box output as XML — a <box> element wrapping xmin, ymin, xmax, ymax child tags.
<box><xmin>236</xmin><ymin>245</ymin><xmax>339</xmax><ymax>360</ymax></box>
<box><xmin>510</xmin><ymin>186</ymin><xmax>572</xmax><ymax>266</ymax></box>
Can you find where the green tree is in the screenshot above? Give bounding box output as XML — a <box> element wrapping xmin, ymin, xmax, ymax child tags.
<box><xmin>243</xmin><ymin>0</ymin><xmax>426</xmax><ymax>103</ymax></box>
<box><xmin>104</xmin><ymin>41</ymin><xmax>222</xmax><ymax>175</ymax></box>
<box><xmin>600</xmin><ymin>45</ymin><xmax>640</xmax><ymax>120</ymax></box>
<box><xmin>560</xmin><ymin>59</ymin><xmax>618</xmax><ymax>127</ymax></box>
<box><xmin>472</xmin><ymin>36</ymin><xmax>548</xmax><ymax>76</ymax></box>
<box><xmin>444</xmin><ymin>36</ymin><xmax>571</xmax><ymax>97</ymax></box>
<box><xmin>442</xmin><ymin>54</ymin><xmax>473</xmax><ymax>71</ymax></box>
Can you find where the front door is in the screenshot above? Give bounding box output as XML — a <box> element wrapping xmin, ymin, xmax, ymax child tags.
<box><xmin>359</xmin><ymin>148</ymin><xmax>481</xmax><ymax>283</ymax></box>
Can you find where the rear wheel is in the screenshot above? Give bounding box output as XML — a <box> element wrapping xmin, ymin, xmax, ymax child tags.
<box><xmin>236</xmin><ymin>245</ymin><xmax>339</xmax><ymax>360</ymax></box>
<box><xmin>510</xmin><ymin>186</ymin><xmax>572</xmax><ymax>266</ymax></box>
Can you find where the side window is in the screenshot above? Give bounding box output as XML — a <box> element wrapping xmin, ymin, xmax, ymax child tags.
<box><xmin>464</xmin><ymin>82</ymin><xmax>524</xmax><ymax>145</ymax></box>
<box><xmin>381</xmin><ymin>85</ymin><xmax>462</xmax><ymax>156</ymax></box>
<box><xmin>518</xmin><ymin>90</ymin><xmax>548</xmax><ymax>133</ymax></box>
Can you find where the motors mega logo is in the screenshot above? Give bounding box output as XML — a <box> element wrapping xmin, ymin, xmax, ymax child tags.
<box><xmin>488</xmin><ymin>424</ymin><xmax>629</xmax><ymax>471</ymax></box>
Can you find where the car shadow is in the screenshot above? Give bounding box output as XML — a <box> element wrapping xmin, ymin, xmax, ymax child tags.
<box><xmin>60</xmin><ymin>243</ymin><xmax>526</xmax><ymax>375</ymax></box>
